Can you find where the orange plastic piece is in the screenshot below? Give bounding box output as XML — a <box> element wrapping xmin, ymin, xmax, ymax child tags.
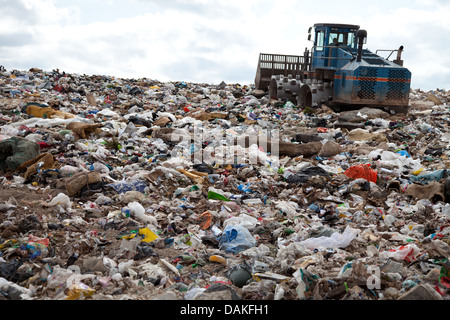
<box><xmin>344</xmin><ymin>164</ymin><xmax>377</xmax><ymax>183</ymax></box>
<box><xmin>209</xmin><ymin>255</ymin><xmax>227</xmax><ymax>265</ymax></box>
<box><xmin>199</xmin><ymin>211</ymin><xmax>213</xmax><ymax>230</ymax></box>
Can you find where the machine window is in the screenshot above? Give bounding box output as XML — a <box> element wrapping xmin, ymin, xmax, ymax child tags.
<box><xmin>330</xmin><ymin>32</ymin><xmax>347</xmax><ymax>45</ymax></box>
<box><xmin>316</xmin><ymin>31</ymin><xmax>324</xmax><ymax>51</ymax></box>
<box><xmin>330</xmin><ymin>33</ymin><xmax>338</xmax><ymax>45</ymax></box>
<box><xmin>346</xmin><ymin>32</ymin><xmax>355</xmax><ymax>46</ymax></box>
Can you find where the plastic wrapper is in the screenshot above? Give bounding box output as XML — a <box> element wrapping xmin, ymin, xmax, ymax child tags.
<box><xmin>106</xmin><ymin>179</ymin><xmax>147</xmax><ymax>193</ymax></box>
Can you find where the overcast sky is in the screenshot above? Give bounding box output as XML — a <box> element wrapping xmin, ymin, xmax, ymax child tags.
<box><xmin>1</xmin><ymin>0</ymin><xmax>449</xmax><ymax>90</ymax></box>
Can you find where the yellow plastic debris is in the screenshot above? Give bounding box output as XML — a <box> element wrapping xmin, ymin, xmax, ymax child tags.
<box><xmin>121</xmin><ymin>228</ymin><xmax>159</xmax><ymax>243</ymax></box>
<box><xmin>65</xmin><ymin>284</ymin><xmax>95</xmax><ymax>300</ymax></box>
<box><xmin>138</xmin><ymin>227</ymin><xmax>159</xmax><ymax>243</ymax></box>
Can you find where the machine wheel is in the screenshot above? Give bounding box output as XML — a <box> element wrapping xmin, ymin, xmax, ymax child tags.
<box><xmin>297</xmin><ymin>85</ymin><xmax>312</xmax><ymax>108</ymax></box>
<box><xmin>268</xmin><ymin>76</ymin><xmax>301</xmax><ymax>104</ymax></box>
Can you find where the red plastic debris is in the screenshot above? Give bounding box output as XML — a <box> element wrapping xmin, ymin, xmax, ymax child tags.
<box><xmin>344</xmin><ymin>163</ymin><xmax>377</xmax><ymax>183</ymax></box>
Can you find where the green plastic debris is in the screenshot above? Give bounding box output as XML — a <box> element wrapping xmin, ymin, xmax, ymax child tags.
<box><xmin>207</xmin><ymin>190</ymin><xmax>230</xmax><ymax>201</ymax></box>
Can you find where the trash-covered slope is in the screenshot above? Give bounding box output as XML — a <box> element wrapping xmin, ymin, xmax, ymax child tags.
<box><xmin>0</xmin><ymin>67</ymin><xmax>449</xmax><ymax>300</ymax></box>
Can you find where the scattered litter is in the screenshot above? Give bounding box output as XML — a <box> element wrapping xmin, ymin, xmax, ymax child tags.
<box><xmin>0</xmin><ymin>67</ymin><xmax>449</xmax><ymax>301</ymax></box>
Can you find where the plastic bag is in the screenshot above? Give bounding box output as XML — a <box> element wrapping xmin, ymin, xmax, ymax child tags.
<box><xmin>380</xmin><ymin>244</ymin><xmax>421</xmax><ymax>262</ymax></box>
<box><xmin>60</xmin><ymin>165</ymin><xmax>80</xmax><ymax>176</ymax></box>
<box><xmin>106</xmin><ymin>179</ymin><xmax>147</xmax><ymax>194</ymax></box>
<box><xmin>275</xmin><ymin>201</ymin><xmax>299</xmax><ymax>218</ymax></box>
<box><xmin>65</xmin><ymin>283</ymin><xmax>95</xmax><ymax>300</ymax></box>
<box><xmin>410</xmin><ymin>169</ymin><xmax>448</xmax><ymax>184</ymax></box>
<box><xmin>223</xmin><ymin>214</ymin><xmax>258</xmax><ymax>229</ymax></box>
<box><xmin>126</xmin><ymin>202</ymin><xmax>157</xmax><ymax>225</ymax></box>
<box><xmin>344</xmin><ymin>164</ymin><xmax>377</xmax><ymax>183</ymax></box>
<box><xmin>47</xmin><ymin>193</ymin><xmax>72</xmax><ymax>209</ymax></box>
<box><xmin>0</xmin><ymin>125</ymin><xmax>19</xmax><ymax>137</ymax></box>
<box><xmin>299</xmin><ymin>225</ymin><xmax>360</xmax><ymax>250</ymax></box>
<box><xmin>46</xmin><ymin>266</ymin><xmax>74</xmax><ymax>289</ymax></box>
<box><xmin>219</xmin><ymin>225</ymin><xmax>257</xmax><ymax>254</ymax></box>
<box><xmin>184</xmin><ymin>287</ymin><xmax>206</xmax><ymax>300</ymax></box>
<box><xmin>0</xmin><ymin>137</ymin><xmax>40</xmax><ymax>170</ymax></box>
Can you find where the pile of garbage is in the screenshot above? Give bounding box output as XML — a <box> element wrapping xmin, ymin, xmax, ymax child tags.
<box><xmin>0</xmin><ymin>67</ymin><xmax>449</xmax><ymax>300</ymax></box>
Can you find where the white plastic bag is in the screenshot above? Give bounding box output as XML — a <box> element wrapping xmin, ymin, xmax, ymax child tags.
<box><xmin>380</xmin><ymin>244</ymin><xmax>421</xmax><ymax>262</ymax></box>
<box><xmin>223</xmin><ymin>214</ymin><xmax>259</xmax><ymax>229</ymax></box>
<box><xmin>274</xmin><ymin>201</ymin><xmax>299</xmax><ymax>218</ymax></box>
<box><xmin>127</xmin><ymin>202</ymin><xmax>157</xmax><ymax>224</ymax></box>
<box><xmin>299</xmin><ymin>225</ymin><xmax>360</xmax><ymax>250</ymax></box>
<box><xmin>48</xmin><ymin>193</ymin><xmax>72</xmax><ymax>209</ymax></box>
<box><xmin>60</xmin><ymin>165</ymin><xmax>80</xmax><ymax>176</ymax></box>
<box><xmin>184</xmin><ymin>287</ymin><xmax>206</xmax><ymax>300</ymax></box>
<box><xmin>0</xmin><ymin>125</ymin><xmax>19</xmax><ymax>137</ymax></box>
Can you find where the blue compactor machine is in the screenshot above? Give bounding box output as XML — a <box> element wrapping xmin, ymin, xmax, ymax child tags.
<box><xmin>255</xmin><ymin>23</ymin><xmax>411</xmax><ymax>114</ymax></box>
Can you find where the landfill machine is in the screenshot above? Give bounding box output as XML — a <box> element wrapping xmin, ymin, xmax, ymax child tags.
<box><xmin>254</xmin><ymin>23</ymin><xmax>411</xmax><ymax>114</ymax></box>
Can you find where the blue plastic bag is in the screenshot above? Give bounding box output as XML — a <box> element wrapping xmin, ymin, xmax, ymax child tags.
<box><xmin>218</xmin><ymin>225</ymin><xmax>256</xmax><ymax>254</ymax></box>
<box><xmin>106</xmin><ymin>179</ymin><xmax>147</xmax><ymax>194</ymax></box>
<box><xmin>396</xmin><ymin>150</ymin><xmax>410</xmax><ymax>158</ymax></box>
<box><xmin>410</xmin><ymin>169</ymin><xmax>448</xmax><ymax>184</ymax></box>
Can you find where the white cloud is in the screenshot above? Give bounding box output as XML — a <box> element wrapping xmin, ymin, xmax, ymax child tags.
<box><xmin>0</xmin><ymin>0</ymin><xmax>448</xmax><ymax>89</ymax></box>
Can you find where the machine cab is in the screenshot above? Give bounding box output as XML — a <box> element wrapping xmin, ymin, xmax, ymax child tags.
<box><xmin>309</xmin><ymin>23</ymin><xmax>360</xmax><ymax>70</ymax></box>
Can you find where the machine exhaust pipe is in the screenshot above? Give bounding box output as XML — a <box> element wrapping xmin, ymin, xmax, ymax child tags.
<box><xmin>394</xmin><ymin>45</ymin><xmax>404</xmax><ymax>66</ymax></box>
<box><xmin>356</xmin><ymin>29</ymin><xmax>367</xmax><ymax>62</ymax></box>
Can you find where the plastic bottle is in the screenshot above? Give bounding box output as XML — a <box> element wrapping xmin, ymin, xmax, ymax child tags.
<box><xmin>210</xmin><ymin>225</ymin><xmax>222</xmax><ymax>237</ymax></box>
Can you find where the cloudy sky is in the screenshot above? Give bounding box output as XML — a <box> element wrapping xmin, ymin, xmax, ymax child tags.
<box><xmin>0</xmin><ymin>0</ymin><xmax>449</xmax><ymax>90</ymax></box>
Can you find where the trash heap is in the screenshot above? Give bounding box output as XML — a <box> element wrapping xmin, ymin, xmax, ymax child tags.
<box><xmin>0</xmin><ymin>67</ymin><xmax>449</xmax><ymax>300</ymax></box>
